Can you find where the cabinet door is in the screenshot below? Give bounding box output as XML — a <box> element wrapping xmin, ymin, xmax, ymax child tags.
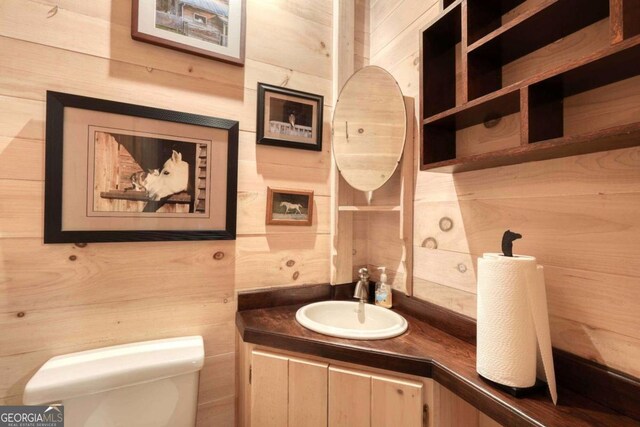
<box><xmin>434</xmin><ymin>382</ymin><xmax>479</xmax><ymax>426</ymax></box>
<box><xmin>289</xmin><ymin>357</ymin><xmax>328</xmax><ymax>427</ymax></box>
<box><xmin>479</xmin><ymin>412</ymin><xmax>503</xmax><ymax>427</ymax></box>
<box><xmin>328</xmin><ymin>366</ymin><xmax>371</xmax><ymax>427</ymax></box>
<box><xmin>250</xmin><ymin>350</ymin><xmax>289</xmax><ymax>427</ymax></box>
<box><xmin>371</xmin><ymin>375</ymin><xmax>423</xmax><ymax>427</ymax></box>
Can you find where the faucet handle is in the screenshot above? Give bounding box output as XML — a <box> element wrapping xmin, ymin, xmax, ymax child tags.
<box><xmin>358</xmin><ymin>267</ymin><xmax>369</xmax><ymax>281</ymax></box>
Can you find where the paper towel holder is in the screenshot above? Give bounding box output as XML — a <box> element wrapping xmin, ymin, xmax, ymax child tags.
<box><xmin>502</xmin><ymin>230</ymin><xmax>522</xmax><ymax>257</ymax></box>
<box><xmin>479</xmin><ymin>374</ymin><xmax>547</xmax><ymax>398</ymax></box>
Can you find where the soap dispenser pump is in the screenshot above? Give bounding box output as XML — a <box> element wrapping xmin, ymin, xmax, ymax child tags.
<box><xmin>375</xmin><ymin>267</ymin><xmax>392</xmax><ymax>308</ymax></box>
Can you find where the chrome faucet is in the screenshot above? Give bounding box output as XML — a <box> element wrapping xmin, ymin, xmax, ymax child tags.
<box><xmin>354</xmin><ymin>267</ymin><xmax>369</xmax><ymax>303</ymax></box>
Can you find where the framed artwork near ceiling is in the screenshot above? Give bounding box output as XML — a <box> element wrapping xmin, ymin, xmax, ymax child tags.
<box><xmin>265</xmin><ymin>187</ymin><xmax>314</xmax><ymax>226</ymax></box>
<box><xmin>256</xmin><ymin>83</ymin><xmax>324</xmax><ymax>151</ymax></box>
<box><xmin>132</xmin><ymin>0</ymin><xmax>246</xmax><ymax>65</ymax></box>
<box><xmin>44</xmin><ymin>91</ymin><xmax>239</xmax><ymax>243</ymax></box>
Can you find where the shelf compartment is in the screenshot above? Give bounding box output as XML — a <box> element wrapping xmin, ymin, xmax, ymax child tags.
<box><xmin>421</xmin><ymin>2</ymin><xmax>463</xmax><ymax>117</ymax></box>
<box><xmin>526</xmin><ymin>81</ymin><xmax>564</xmax><ymax>143</ymax></box>
<box><xmin>466</xmin><ymin>0</ymin><xmax>527</xmax><ymax>45</ymax></box>
<box><xmin>422</xmin><ymin>122</ymin><xmax>640</xmax><ymax>173</ymax></box>
<box><xmin>527</xmin><ymin>39</ymin><xmax>640</xmax><ymax>143</ymax></box>
<box><xmin>423</xmin><ymin>86</ymin><xmax>520</xmax><ymax>128</ymax></box>
<box><xmin>467</xmin><ymin>0</ymin><xmax>610</xmax><ymax>99</ymax></box>
<box><xmin>422</xmin><ymin>88</ymin><xmax>521</xmax><ymax>165</ymax></box>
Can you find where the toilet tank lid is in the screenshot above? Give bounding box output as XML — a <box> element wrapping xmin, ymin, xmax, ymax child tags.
<box><xmin>23</xmin><ymin>336</ymin><xmax>204</xmax><ymax>405</ymax></box>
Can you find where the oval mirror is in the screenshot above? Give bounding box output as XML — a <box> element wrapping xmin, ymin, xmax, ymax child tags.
<box><xmin>332</xmin><ymin>66</ymin><xmax>406</xmax><ymax>192</ymax></box>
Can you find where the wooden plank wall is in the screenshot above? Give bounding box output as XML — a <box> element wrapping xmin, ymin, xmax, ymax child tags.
<box><xmin>0</xmin><ymin>0</ymin><xmax>334</xmax><ymax>424</ymax></box>
<box><xmin>370</xmin><ymin>0</ymin><xmax>640</xmax><ymax>378</ymax></box>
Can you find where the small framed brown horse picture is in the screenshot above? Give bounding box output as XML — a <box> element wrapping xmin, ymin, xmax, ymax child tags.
<box><xmin>265</xmin><ymin>187</ymin><xmax>314</xmax><ymax>226</ymax></box>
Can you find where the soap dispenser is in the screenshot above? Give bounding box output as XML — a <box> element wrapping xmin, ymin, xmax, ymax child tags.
<box><xmin>375</xmin><ymin>267</ymin><xmax>392</xmax><ymax>308</ymax></box>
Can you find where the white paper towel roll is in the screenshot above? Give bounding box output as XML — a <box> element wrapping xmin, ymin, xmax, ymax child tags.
<box><xmin>476</xmin><ymin>253</ymin><xmax>557</xmax><ymax>404</ymax></box>
<box><xmin>529</xmin><ymin>265</ymin><xmax>558</xmax><ymax>404</ymax></box>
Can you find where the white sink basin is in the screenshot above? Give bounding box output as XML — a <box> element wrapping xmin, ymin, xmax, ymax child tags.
<box><xmin>295</xmin><ymin>301</ymin><xmax>408</xmax><ymax>340</ymax></box>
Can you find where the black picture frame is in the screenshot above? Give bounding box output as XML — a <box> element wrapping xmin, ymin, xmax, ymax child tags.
<box><xmin>44</xmin><ymin>91</ymin><xmax>239</xmax><ymax>243</ymax></box>
<box><xmin>256</xmin><ymin>83</ymin><xmax>323</xmax><ymax>151</ymax></box>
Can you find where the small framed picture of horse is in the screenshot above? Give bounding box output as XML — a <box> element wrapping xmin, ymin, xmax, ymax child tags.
<box><xmin>44</xmin><ymin>91</ymin><xmax>239</xmax><ymax>243</ymax></box>
<box><xmin>256</xmin><ymin>83</ymin><xmax>324</xmax><ymax>151</ymax></box>
<box><xmin>266</xmin><ymin>187</ymin><xmax>314</xmax><ymax>226</ymax></box>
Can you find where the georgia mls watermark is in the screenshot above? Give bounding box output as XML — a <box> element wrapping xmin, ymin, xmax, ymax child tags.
<box><xmin>0</xmin><ymin>405</ymin><xmax>64</xmax><ymax>427</ymax></box>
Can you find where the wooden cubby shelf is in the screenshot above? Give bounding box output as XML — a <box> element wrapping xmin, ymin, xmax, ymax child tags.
<box><xmin>421</xmin><ymin>0</ymin><xmax>640</xmax><ymax>172</ymax></box>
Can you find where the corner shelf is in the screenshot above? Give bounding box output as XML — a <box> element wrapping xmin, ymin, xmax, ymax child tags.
<box><xmin>421</xmin><ymin>0</ymin><xmax>640</xmax><ymax>172</ymax></box>
<box><xmin>333</xmin><ymin>97</ymin><xmax>416</xmax><ymax>296</ymax></box>
<box><xmin>337</xmin><ymin>205</ymin><xmax>401</xmax><ymax>212</ymax></box>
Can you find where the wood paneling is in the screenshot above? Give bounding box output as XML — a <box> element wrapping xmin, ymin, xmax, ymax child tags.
<box><xmin>198</xmin><ymin>353</ymin><xmax>236</xmax><ymax>404</ymax></box>
<box><xmin>0</xmin><ymin>0</ymin><xmax>334</xmax><ymax>424</ymax></box>
<box><xmin>354</xmin><ymin>0</ymin><xmax>370</xmax><ymax>69</ymax></box>
<box><xmin>370</xmin><ymin>0</ymin><xmax>439</xmax><ymax>56</ymax></box>
<box><xmin>196</xmin><ymin>396</ymin><xmax>235</xmax><ymax>427</ymax></box>
<box><xmin>0</xmin><ymin>95</ymin><xmax>44</xmax><ymax>141</ymax></box>
<box><xmin>415</xmin><ymin>146</ymin><xmax>640</xmax><ymax>202</ymax></box>
<box><xmin>371</xmin><ymin>0</ymin><xmax>640</xmax><ymax>378</ymax></box>
<box><xmin>413</xmin><ymin>277</ymin><xmax>478</xmax><ymax>319</ymax></box>
<box><xmin>414</xmin><ymin>194</ymin><xmax>640</xmax><ymax>277</ymax></box>
<box><xmin>246</xmin><ymin>1</ymin><xmax>332</xmax><ymax>79</ymax></box>
<box><xmin>0</xmin><ymin>0</ymin><xmax>242</xmax><ymax>88</ymax></box>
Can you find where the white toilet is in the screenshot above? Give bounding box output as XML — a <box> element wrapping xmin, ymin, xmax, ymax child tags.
<box><xmin>23</xmin><ymin>336</ymin><xmax>205</xmax><ymax>427</ymax></box>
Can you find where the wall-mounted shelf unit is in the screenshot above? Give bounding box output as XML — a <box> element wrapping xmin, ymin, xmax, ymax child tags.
<box><xmin>420</xmin><ymin>0</ymin><xmax>640</xmax><ymax>173</ymax></box>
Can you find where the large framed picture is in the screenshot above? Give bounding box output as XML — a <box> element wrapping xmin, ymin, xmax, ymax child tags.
<box><xmin>256</xmin><ymin>83</ymin><xmax>324</xmax><ymax>151</ymax></box>
<box><xmin>265</xmin><ymin>187</ymin><xmax>314</xmax><ymax>226</ymax></box>
<box><xmin>44</xmin><ymin>91</ymin><xmax>239</xmax><ymax>243</ymax></box>
<box><xmin>132</xmin><ymin>0</ymin><xmax>246</xmax><ymax>65</ymax></box>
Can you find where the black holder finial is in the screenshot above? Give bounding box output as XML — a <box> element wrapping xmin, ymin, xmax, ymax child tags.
<box><xmin>502</xmin><ymin>230</ymin><xmax>522</xmax><ymax>257</ymax></box>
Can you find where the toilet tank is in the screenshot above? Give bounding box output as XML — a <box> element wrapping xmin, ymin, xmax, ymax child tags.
<box><xmin>23</xmin><ymin>336</ymin><xmax>205</xmax><ymax>427</ymax></box>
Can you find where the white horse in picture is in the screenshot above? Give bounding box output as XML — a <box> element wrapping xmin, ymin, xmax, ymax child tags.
<box><xmin>280</xmin><ymin>201</ymin><xmax>303</xmax><ymax>215</ymax></box>
<box><xmin>145</xmin><ymin>150</ymin><xmax>189</xmax><ymax>201</ymax></box>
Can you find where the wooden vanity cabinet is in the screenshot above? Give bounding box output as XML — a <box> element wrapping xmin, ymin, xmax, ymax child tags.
<box><xmin>238</xmin><ymin>343</ymin><xmax>504</xmax><ymax>426</ymax></box>
<box><xmin>242</xmin><ymin>349</ymin><xmax>424</xmax><ymax>427</ymax></box>
<box><xmin>329</xmin><ymin>366</ymin><xmax>424</xmax><ymax>427</ymax></box>
<box><xmin>250</xmin><ymin>350</ymin><xmax>328</xmax><ymax>427</ymax></box>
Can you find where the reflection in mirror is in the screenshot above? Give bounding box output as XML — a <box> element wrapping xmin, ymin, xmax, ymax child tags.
<box><xmin>332</xmin><ymin>66</ymin><xmax>406</xmax><ymax>192</ymax></box>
